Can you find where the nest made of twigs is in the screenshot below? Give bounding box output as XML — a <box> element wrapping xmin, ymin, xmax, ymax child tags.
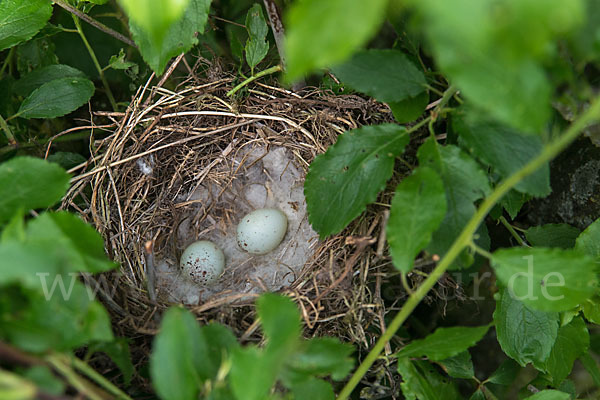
<box><xmin>62</xmin><ymin>60</ymin><xmax>408</xmax><ymax>346</ymax></box>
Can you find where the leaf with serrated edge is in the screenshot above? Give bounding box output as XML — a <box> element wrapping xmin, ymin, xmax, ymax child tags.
<box><xmin>305</xmin><ymin>124</ymin><xmax>409</xmax><ymax>238</ymax></box>
<box><xmin>14</xmin><ymin>65</ymin><xmax>86</xmax><ymax>97</ymax></box>
<box><xmin>576</xmin><ymin>217</ymin><xmax>600</xmax><ymax>259</ymax></box>
<box><xmin>492</xmin><ymin>247</ymin><xmax>597</xmax><ymax>311</ymax></box>
<box><xmin>130</xmin><ymin>0</ymin><xmax>210</xmax><ymax>75</ymax></box>
<box><xmin>387</xmin><ymin>167</ymin><xmax>446</xmax><ymax>273</ymax></box>
<box><xmin>245</xmin><ymin>3</ymin><xmax>269</xmax><ymax>70</ymax></box>
<box><xmin>436</xmin><ymin>351</ymin><xmax>474</xmax><ymax>379</ymax></box>
<box><xmin>18</xmin><ymin>77</ymin><xmax>94</xmax><ymax>119</ymax></box>
<box><xmin>284</xmin><ymin>0</ymin><xmax>387</xmax><ymax>80</ymax></box>
<box><xmin>396</xmin><ymin>325</ymin><xmax>489</xmax><ymax>361</ymax></box>
<box><xmin>0</xmin><ymin>0</ymin><xmax>53</xmax><ymax>51</ymax></box>
<box><xmin>524</xmin><ymin>224</ymin><xmax>580</xmax><ymax>249</ymax></box>
<box><xmin>288</xmin><ymin>338</ymin><xmax>354</xmax><ymax>381</ymax></box>
<box><xmin>493</xmin><ymin>288</ymin><xmax>559</xmax><ymax>366</ymax></box>
<box><xmin>417</xmin><ymin>139</ymin><xmax>491</xmax><ymax>268</ymax></box>
<box><xmin>0</xmin><ymin>157</ymin><xmax>70</xmax><ymax>223</ymax></box>
<box><xmin>331</xmin><ymin>49</ymin><xmax>426</xmax><ymax>103</ymax></box>
<box><xmin>118</xmin><ymin>0</ymin><xmax>190</xmax><ymax>45</ymax></box>
<box><xmin>542</xmin><ymin>316</ymin><xmax>589</xmax><ymax>384</ymax></box>
<box><xmin>454</xmin><ymin>111</ymin><xmax>550</xmax><ymax>196</ymax></box>
<box><xmin>397</xmin><ymin>359</ymin><xmax>461</xmax><ymax>400</ymax></box>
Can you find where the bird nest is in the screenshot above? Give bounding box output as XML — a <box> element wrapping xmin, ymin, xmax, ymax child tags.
<box><xmin>62</xmin><ymin>61</ymin><xmax>399</xmax><ymax>345</ymax></box>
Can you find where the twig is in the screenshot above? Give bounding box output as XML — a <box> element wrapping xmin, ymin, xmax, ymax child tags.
<box><xmin>262</xmin><ymin>0</ymin><xmax>305</xmax><ymax>90</ymax></box>
<box><xmin>0</xmin><ymin>113</ymin><xmax>16</xmax><ymax>145</ymax></box>
<box><xmin>44</xmin><ymin>123</ymin><xmax>115</xmax><ymax>159</ymax></box>
<box><xmin>53</xmin><ymin>0</ymin><xmax>136</xmax><ymax>48</ymax></box>
<box><xmin>499</xmin><ymin>216</ymin><xmax>529</xmax><ymax>247</ymax></box>
<box><xmin>142</xmin><ymin>53</ymin><xmax>186</xmax><ymax>108</ymax></box>
<box><xmin>144</xmin><ymin>240</ymin><xmax>157</xmax><ymax>302</ymax></box>
<box><xmin>262</xmin><ymin>0</ymin><xmax>286</xmax><ymax>68</ymax></box>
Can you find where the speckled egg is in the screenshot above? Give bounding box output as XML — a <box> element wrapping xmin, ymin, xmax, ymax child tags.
<box><xmin>237</xmin><ymin>208</ymin><xmax>288</xmax><ymax>255</ymax></box>
<box><xmin>180</xmin><ymin>240</ymin><xmax>225</xmax><ymax>285</ymax></box>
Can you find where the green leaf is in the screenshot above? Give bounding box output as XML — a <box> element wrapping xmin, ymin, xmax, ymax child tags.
<box><xmin>397</xmin><ymin>359</ymin><xmax>461</xmax><ymax>400</ymax></box>
<box><xmin>501</xmin><ymin>190</ymin><xmax>530</xmax><ymax>220</ymax></box>
<box><xmin>523</xmin><ymin>390</ymin><xmax>570</xmax><ymax>400</ymax></box>
<box><xmin>491</xmin><ymin>247</ymin><xmax>597</xmax><ymax>311</ymax></box>
<box><xmin>0</xmin><ymin>283</ymin><xmax>113</xmax><ymax>352</ymax></box>
<box><xmin>118</xmin><ymin>0</ymin><xmax>191</xmax><ymax>45</ymax></box>
<box><xmin>437</xmin><ymin>351</ymin><xmax>474</xmax><ymax>379</ymax></box>
<box><xmin>305</xmin><ymin>124</ymin><xmax>409</xmax><ymax>238</ymax></box>
<box><xmin>150</xmin><ymin>307</ymin><xmax>203</xmax><ymax>400</ymax></box>
<box><xmin>195</xmin><ymin>323</ymin><xmax>239</xmax><ymax>380</ymax></box>
<box><xmin>396</xmin><ymin>325</ymin><xmax>490</xmax><ymax>361</ymax></box>
<box><xmin>387</xmin><ymin>166</ymin><xmax>447</xmax><ymax>273</ymax></box>
<box><xmin>580</xmin><ymin>353</ymin><xmax>600</xmax><ymax>387</ymax></box>
<box><xmin>493</xmin><ymin>288</ymin><xmax>559</xmax><ymax>367</ymax></box>
<box><xmin>486</xmin><ymin>359</ymin><xmax>520</xmax><ymax>385</ymax></box>
<box><xmin>230</xmin><ymin>346</ymin><xmax>277</xmax><ymax>400</ymax></box>
<box><xmin>130</xmin><ymin>0</ymin><xmax>211</xmax><ymax>75</ymax></box>
<box><xmin>524</xmin><ymin>224</ymin><xmax>580</xmax><ymax>249</ymax></box>
<box><xmin>284</xmin><ymin>0</ymin><xmax>387</xmax><ymax>80</ymax></box>
<box><xmin>26</xmin><ymin>212</ymin><xmax>116</xmax><ymax>273</ymax></box>
<box><xmin>330</xmin><ymin>49</ymin><xmax>427</xmax><ymax>103</ymax></box>
<box><xmin>17</xmin><ymin>77</ymin><xmax>94</xmax><ymax>119</ymax></box>
<box><xmin>47</xmin><ymin>152</ymin><xmax>87</xmax><ymax>170</ymax></box>
<box><xmin>469</xmin><ymin>389</ymin><xmax>486</xmax><ymax>400</ymax></box>
<box><xmin>542</xmin><ymin>316</ymin><xmax>589</xmax><ymax>384</ymax></box>
<box><xmin>389</xmin><ymin>91</ymin><xmax>429</xmax><ymax>124</ymax></box>
<box><xmin>454</xmin><ymin>112</ymin><xmax>550</xmax><ymax>196</ymax></box>
<box><xmin>245</xmin><ymin>3</ymin><xmax>269</xmax><ymax>72</ymax></box>
<box><xmin>0</xmin><ymin>157</ymin><xmax>70</xmax><ymax>223</ymax></box>
<box><xmin>581</xmin><ymin>295</ymin><xmax>600</xmax><ymax>324</ymax></box>
<box><xmin>417</xmin><ymin>139</ymin><xmax>491</xmax><ymax>268</ymax></box>
<box><xmin>289</xmin><ymin>377</ymin><xmax>334</xmax><ymax>400</ymax></box>
<box><xmin>575</xmin><ymin>217</ymin><xmax>600</xmax><ymax>259</ymax></box>
<box><xmin>0</xmin><ymin>0</ymin><xmax>53</xmax><ymax>51</ymax></box>
<box><xmin>13</xmin><ymin>65</ymin><xmax>86</xmax><ymax>97</ymax></box>
<box><xmin>415</xmin><ymin>0</ymin><xmax>584</xmax><ymax>132</ymax></box>
<box><xmin>107</xmin><ymin>49</ymin><xmax>137</xmax><ymax>70</ymax></box>
<box><xmin>257</xmin><ymin>293</ymin><xmax>301</xmax><ymax>355</ymax></box>
<box><xmin>288</xmin><ymin>338</ymin><xmax>354</xmax><ymax>381</ymax></box>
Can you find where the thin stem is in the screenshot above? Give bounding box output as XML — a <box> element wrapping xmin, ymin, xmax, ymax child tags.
<box><xmin>53</xmin><ymin>0</ymin><xmax>136</xmax><ymax>47</ymax></box>
<box><xmin>0</xmin><ymin>114</ymin><xmax>16</xmax><ymax>145</ymax></box>
<box><xmin>72</xmin><ymin>14</ymin><xmax>118</xmax><ymax>111</ymax></box>
<box><xmin>46</xmin><ymin>354</ymin><xmax>104</xmax><ymax>400</ymax></box>
<box><xmin>0</xmin><ymin>47</ymin><xmax>14</xmax><ymax>79</ymax></box>
<box><xmin>469</xmin><ymin>241</ymin><xmax>494</xmax><ymax>259</ymax></box>
<box><xmin>227</xmin><ymin>65</ymin><xmax>283</xmax><ymax>97</ymax></box>
<box><xmin>499</xmin><ymin>216</ymin><xmax>528</xmax><ymax>247</ymax></box>
<box><xmin>70</xmin><ymin>356</ymin><xmax>133</xmax><ymax>400</ymax></box>
<box><xmin>337</xmin><ymin>92</ymin><xmax>600</xmax><ymax>400</ymax></box>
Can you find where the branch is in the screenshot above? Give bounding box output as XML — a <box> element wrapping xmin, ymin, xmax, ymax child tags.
<box><xmin>262</xmin><ymin>0</ymin><xmax>305</xmax><ymax>90</ymax></box>
<box><xmin>52</xmin><ymin>0</ymin><xmax>136</xmax><ymax>48</ymax></box>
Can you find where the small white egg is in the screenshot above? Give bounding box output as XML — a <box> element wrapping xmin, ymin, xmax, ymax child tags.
<box><xmin>180</xmin><ymin>240</ymin><xmax>225</xmax><ymax>285</ymax></box>
<box><xmin>237</xmin><ymin>208</ymin><xmax>288</xmax><ymax>255</ymax></box>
